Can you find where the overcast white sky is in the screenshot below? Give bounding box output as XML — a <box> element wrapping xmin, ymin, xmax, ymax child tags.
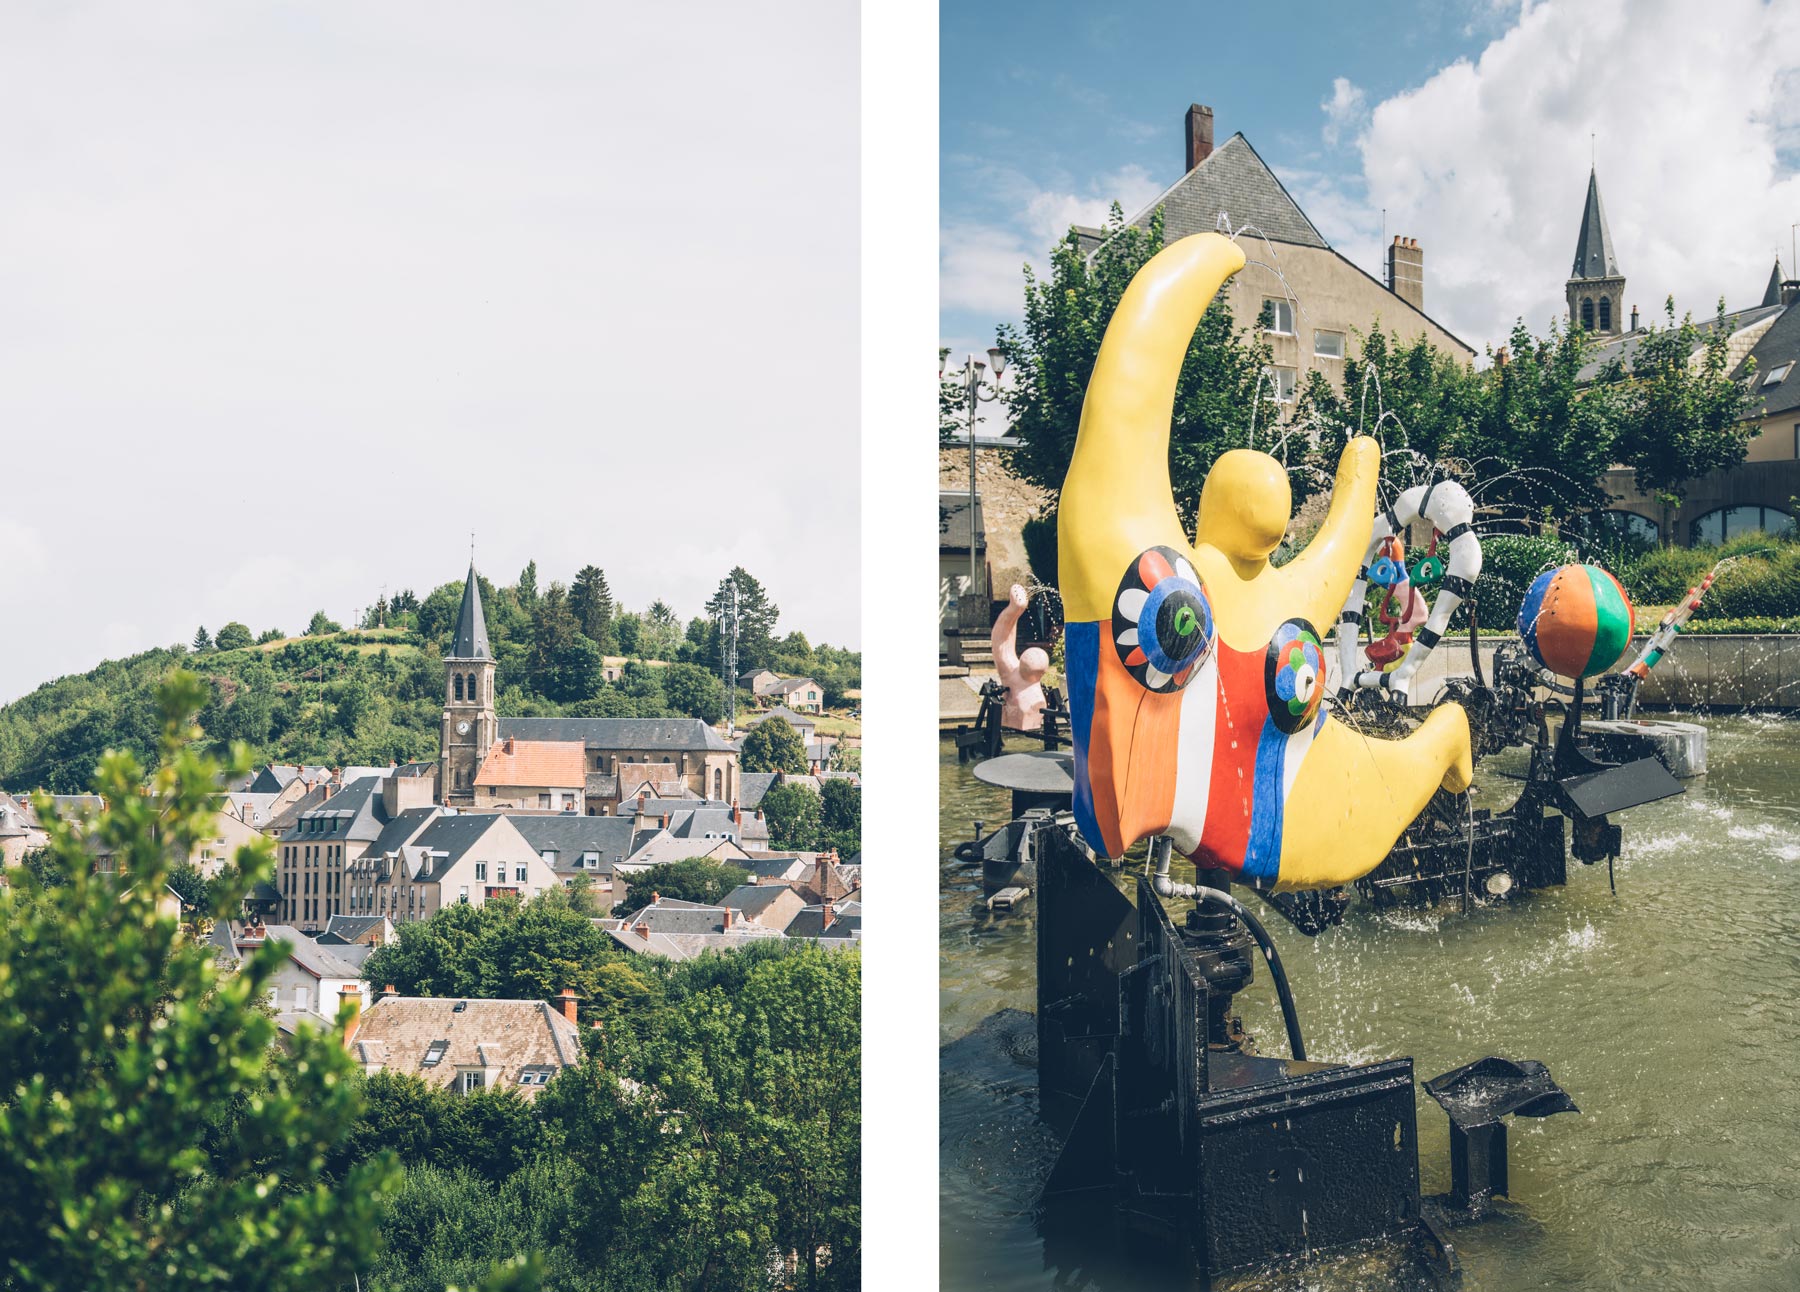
<box><xmin>0</xmin><ymin>2</ymin><xmax>859</xmax><ymax>702</ymax></box>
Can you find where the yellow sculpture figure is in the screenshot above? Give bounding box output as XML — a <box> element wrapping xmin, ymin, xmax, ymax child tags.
<box><xmin>1058</xmin><ymin>231</ymin><xmax>1472</xmax><ymax>889</ymax></box>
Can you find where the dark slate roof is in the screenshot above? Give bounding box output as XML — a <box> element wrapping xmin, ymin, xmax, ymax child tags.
<box><xmin>290</xmin><ymin>777</ymin><xmax>389</xmax><ymax>843</ymax></box>
<box><xmin>1763</xmin><ymin>260</ymin><xmax>1786</xmax><ymax>309</ymax></box>
<box><xmin>738</xmin><ymin>772</ymin><xmax>779</xmax><ymax>811</ymax></box>
<box><xmin>366</xmin><ymin>807</ymin><xmax>442</xmax><ymax>857</ymax></box>
<box><xmin>497</xmin><ymin>716</ymin><xmax>737</xmax><ymax>753</ymax></box>
<box><xmin>318</xmin><ymin>914</ymin><xmax>391</xmax><ymax>944</ymax></box>
<box><xmin>1739</xmin><ymin>301</ymin><xmax>1800</xmax><ymax>418</ymax></box>
<box><xmin>667</xmin><ymin>808</ymin><xmax>746</xmax><ymax>839</ymax></box>
<box><xmin>629</xmin><ymin>903</ymin><xmax>731</xmax><ymax>936</ymax></box>
<box><xmin>409</xmin><ymin>813</ymin><xmax>514</xmax><ymax>877</ymax></box>
<box><xmin>508</xmin><ymin>814</ymin><xmax>638</xmax><ymax>871</ymax></box>
<box><xmin>1570</xmin><ymin>167</ymin><xmax>1621</xmax><ymax>281</ymax></box>
<box><xmin>720</xmin><ymin>884</ymin><xmax>791</xmax><ymax>917</ymax></box>
<box><xmin>1127</xmin><ymin>133</ymin><xmax>1327</xmax><ymax>250</ymax></box>
<box><xmin>450</xmin><ymin>564</ymin><xmax>492</xmax><ymax>660</ymax></box>
<box><xmin>785</xmin><ymin>906</ymin><xmax>860</xmax><ymax>940</ymax></box>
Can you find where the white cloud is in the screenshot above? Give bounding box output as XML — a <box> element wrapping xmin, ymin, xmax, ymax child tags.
<box><xmin>1321</xmin><ymin>77</ymin><xmax>1368</xmax><ymax>149</ymax></box>
<box><xmin>940</xmin><ymin>164</ymin><xmax>1164</xmax><ymax>321</ymax></box>
<box><xmin>1317</xmin><ymin>0</ymin><xmax>1800</xmax><ymax>350</ymax></box>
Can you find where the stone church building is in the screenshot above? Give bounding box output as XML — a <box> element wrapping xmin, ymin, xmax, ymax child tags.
<box><xmin>437</xmin><ymin>565</ymin><xmax>740</xmax><ymax>813</ymax></box>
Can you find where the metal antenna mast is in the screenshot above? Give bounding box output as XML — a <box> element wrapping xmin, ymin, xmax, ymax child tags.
<box><xmin>719</xmin><ymin>581</ymin><xmax>741</xmax><ymax>737</ymax></box>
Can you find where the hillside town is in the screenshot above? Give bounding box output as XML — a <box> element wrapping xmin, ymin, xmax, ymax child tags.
<box><xmin>0</xmin><ymin>563</ymin><xmax>863</xmax><ymax>1058</ymax></box>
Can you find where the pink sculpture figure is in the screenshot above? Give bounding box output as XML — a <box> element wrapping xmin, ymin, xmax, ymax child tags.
<box><xmin>992</xmin><ymin>584</ymin><xmax>1050</xmax><ymax>732</ymax></box>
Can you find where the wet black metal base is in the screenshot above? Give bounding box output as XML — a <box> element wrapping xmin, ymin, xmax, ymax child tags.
<box><xmin>1033</xmin><ymin>827</ymin><xmax>1574</xmax><ymax>1288</ymax></box>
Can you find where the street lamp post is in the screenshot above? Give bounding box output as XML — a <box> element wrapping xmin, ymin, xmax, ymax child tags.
<box><xmin>942</xmin><ymin>348</ymin><xmax>1007</xmax><ymax>624</ymax></box>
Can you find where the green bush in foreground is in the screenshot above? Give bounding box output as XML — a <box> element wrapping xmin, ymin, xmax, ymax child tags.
<box><xmin>0</xmin><ymin>673</ymin><xmax>399</xmax><ymax>1291</ymax></box>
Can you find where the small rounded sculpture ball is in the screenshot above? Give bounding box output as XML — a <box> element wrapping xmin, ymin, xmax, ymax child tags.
<box><xmin>1518</xmin><ymin>563</ymin><xmax>1635</xmax><ymax>679</ymax></box>
<box><xmin>1018</xmin><ymin>645</ymin><xmax>1050</xmax><ymax>683</ymax></box>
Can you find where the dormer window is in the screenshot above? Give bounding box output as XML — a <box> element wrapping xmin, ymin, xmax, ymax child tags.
<box><xmin>1763</xmin><ymin>362</ymin><xmax>1793</xmax><ymax>388</ymax></box>
<box><xmin>422</xmin><ymin>1040</ymin><xmax>449</xmax><ymax>1067</ymax></box>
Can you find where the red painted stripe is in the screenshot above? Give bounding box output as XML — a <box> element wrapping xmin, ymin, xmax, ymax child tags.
<box><xmin>1195</xmin><ymin>643</ymin><xmax>1263</xmax><ymax>870</ymax></box>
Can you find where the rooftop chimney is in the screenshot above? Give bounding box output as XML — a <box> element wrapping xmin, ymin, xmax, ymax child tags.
<box><xmin>1386</xmin><ymin>236</ymin><xmax>1425</xmax><ymax>312</ymax></box>
<box><xmin>723</xmin><ymin>907</ymin><xmax>735</xmax><ymax>930</ymax></box>
<box><xmin>1185</xmin><ymin>103</ymin><xmax>1214</xmax><ymax>171</ymax></box>
<box><xmin>381</xmin><ymin>983</ymin><xmax>397</xmax><ymax>1001</ymax></box>
<box><xmin>1630</xmin><ymin>304</ymin><xmax>1640</xmax><ymax>331</ymax></box>
<box><xmin>556</xmin><ymin>987</ymin><xmax>579</xmax><ymax>1024</ymax></box>
<box><xmin>339</xmin><ymin>984</ymin><xmax>362</xmax><ymax>1048</ymax></box>
<box><xmin>504</xmin><ymin>737</ymin><xmax>515</xmax><ymax>755</ymax></box>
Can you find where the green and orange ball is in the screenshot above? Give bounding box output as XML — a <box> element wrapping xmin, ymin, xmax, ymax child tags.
<box><xmin>1518</xmin><ymin>564</ymin><xmax>1635</xmax><ymax>679</ymax></box>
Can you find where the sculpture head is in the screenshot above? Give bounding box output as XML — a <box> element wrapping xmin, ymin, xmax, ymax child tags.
<box><xmin>1197</xmin><ymin>449</ymin><xmax>1291</xmax><ymax>571</ymax></box>
<box><xmin>1018</xmin><ymin>646</ymin><xmax>1050</xmax><ymax>683</ymax></box>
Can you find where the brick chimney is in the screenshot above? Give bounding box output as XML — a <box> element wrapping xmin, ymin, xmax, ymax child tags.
<box><xmin>504</xmin><ymin>737</ymin><xmax>515</xmax><ymax>755</ymax></box>
<box><xmin>822</xmin><ymin>903</ymin><xmax>835</xmax><ymax>931</ymax></box>
<box><xmin>339</xmin><ymin>984</ymin><xmax>362</xmax><ymax>1047</ymax></box>
<box><xmin>381</xmin><ymin>983</ymin><xmax>397</xmax><ymax>1001</ymax></box>
<box><xmin>732</xmin><ymin>801</ymin><xmax>741</xmax><ymax>828</ymax></box>
<box><xmin>556</xmin><ymin>987</ymin><xmax>579</xmax><ymax>1024</ymax></box>
<box><xmin>723</xmin><ymin>907</ymin><xmax>735</xmax><ymax>930</ymax></box>
<box><xmin>1386</xmin><ymin>236</ymin><xmax>1425</xmax><ymax>312</ymax></box>
<box><xmin>1185</xmin><ymin>103</ymin><xmax>1214</xmax><ymax>171</ymax></box>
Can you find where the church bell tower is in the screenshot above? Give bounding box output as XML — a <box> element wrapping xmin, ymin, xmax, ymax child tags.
<box><xmin>1566</xmin><ymin>166</ymin><xmax>1626</xmax><ymax>336</ymax></box>
<box><xmin>439</xmin><ymin>563</ymin><xmax>497</xmax><ymax>805</ymax></box>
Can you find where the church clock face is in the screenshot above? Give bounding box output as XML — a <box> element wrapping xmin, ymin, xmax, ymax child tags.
<box><xmin>456</xmin><ymin>721</ymin><xmax>471</xmax><ymax>736</ymax></box>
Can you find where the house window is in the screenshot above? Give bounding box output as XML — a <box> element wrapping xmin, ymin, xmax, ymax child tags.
<box><xmin>541</xmin><ymin>849</ymin><xmax>556</xmax><ymax>866</ymax></box>
<box><xmin>1764</xmin><ymin>362</ymin><xmax>1794</xmax><ymax>388</ymax></box>
<box><xmin>1262</xmin><ymin>298</ymin><xmax>1295</xmax><ymax>335</ymax></box>
<box><xmin>1267</xmin><ymin>367</ymin><xmax>1297</xmax><ymax>403</ymax></box>
<box><xmin>1598</xmin><ymin>298</ymin><xmax>1612</xmax><ymax>330</ymax></box>
<box><xmin>459</xmin><ymin>885</ymin><xmax>469</xmax><ymax>904</ymax></box>
<box><xmin>1690</xmin><ymin>505</ymin><xmax>1796</xmax><ymax>546</ymax></box>
<box><xmin>422</xmin><ymin>1040</ymin><xmax>448</xmax><ymax>1067</ymax></box>
<box><xmin>475</xmin><ymin>862</ymin><xmax>487</xmax><ymax>881</ymax></box>
<box><xmin>581</xmin><ymin>851</ymin><xmax>599</xmax><ymax>869</ymax></box>
<box><xmin>460</xmin><ymin>1070</ymin><xmax>486</xmax><ymax>1095</ymax></box>
<box><xmin>539</xmin><ymin>793</ymin><xmax>552</xmax><ymax>809</ymax></box>
<box><xmin>1313</xmin><ymin>330</ymin><xmax>1346</xmax><ymax>360</ymax></box>
<box><xmin>515</xmin><ymin>865</ymin><xmax>529</xmax><ymax>883</ymax></box>
<box><xmin>518</xmin><ymin>1066</ymin><xmax>555</xmax><ymax>1087</ymax></box>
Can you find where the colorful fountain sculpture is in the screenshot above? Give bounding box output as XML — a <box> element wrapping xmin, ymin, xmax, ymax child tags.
<box><xmin>1034</xmin><ymin>231</ymin><xmax>1577</xmax><ymax>1287</ymax></box>
<box><xmin>1058</xmin><ymin>230</ymin><xmax>1471</xmax><ymax>889</ymax></box>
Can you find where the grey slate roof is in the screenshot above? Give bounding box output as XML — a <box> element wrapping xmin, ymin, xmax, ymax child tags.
<box><xmin>365</xmin><ymin>807</ymin><xmax>442</xmax><ymax>857</ymax></box>
<box><xmin>1738</xmin><ymin>300</ymin><xmax>1800</xmax><ymax>418</ymax></box>
<box><xmin>738</xmin><ymin>772</ymin><xmax>779</xmax><ymax>811</ymax></box>
<box><xmin>289</xmin><ymin>777</ymin><xmax>388</xmax><ymax>844</ymax></box>
<box><xmin>450</xmin><ymin>564</ymin><xmax>493</xmax><ymax>660</ymax></box>
<box><xmin>508</xmin><ymin>813</ymin><xmax>638</xmax><ymax>873</ymax></box>
<box><xmin>408</xmin><ymin>813</ymin><xmax>519</xmax><ymax>880</ymax></box>
<box><xmin>498</xmin><ymin>716</ymin><xmax>737</xmax><ymax>753</ymax></box>
<box><xmin>784</xmin><ymin>905</ymin><xmax>860</xmax><ymax>940</ymax></box>
<box><xmin>1126</xmin><ymin>133</ymin><xmax>1328</xmax><ymax>250</ymax></box>
<box><xmin>720</xmin><ymin>884</ymin><xmax>793</xmax><ymax>919</ymax></box>
<box><xmin>260</xmin><ymin>924</ymin><xmax>368</xmax><ymax>979</ymax></box>
<box><xmin>1764</xmin><ymin>259</ymin><xmax>1785</xmax><ymax>309</ymax></box>
<box><xmin>1570</xmin><ymin>167</ymin><xmax>1621</xmax><ymax>280</ymax></box>
<box><xmin>1578</xmin><ymin>302</ymin><xmax>1785</xmax><ymax>385</ymax></box>
<box><xmin>318</xmin><ymin>914</ymin><xmax>394</xmax><ymax>945</ymax></box>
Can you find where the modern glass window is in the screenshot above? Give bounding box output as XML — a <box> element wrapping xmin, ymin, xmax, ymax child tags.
<box><xmin>1763</xmin><ymin>362</ymin><xmax>1794</xmax><ymax>387</ymax></box>
<box><xmin>423</xmin><ymin>1040</ymin><xmax>449</xmax><ymax>1067</ymax></box>
<box><xmin>1262</xmin><ymin>298</ymin><xmax>1295</xmax><ymax>334</ymax></box>
<box><xmin>1690</xmin><ymin>505</ymin><xmax>1796</xmax><ymax>545</ymax></box>
<box><xmin>1313</xmin><ymin>330</ymin><xmax>1346</xmax><ymax>360</ymax></box>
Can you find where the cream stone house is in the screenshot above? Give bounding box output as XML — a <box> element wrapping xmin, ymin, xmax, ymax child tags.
<box><xmin>472</xmin><ymin>738</ymin><xmax>587</xmax><ymax>813</ymax></box>
<box><xmin>346</xmin><ymin>811</ymin><xmax>556</xmax><ymax>924</ymax></box>
<box><xmin>349</xmin><ymin>993</ymin><xmax>584</xmax><ymax>1099</ymax></box>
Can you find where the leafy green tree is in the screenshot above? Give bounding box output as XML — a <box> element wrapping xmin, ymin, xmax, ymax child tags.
<box><xmin>639</xmin><ymin>601</ymin><xmax>683</xmax><ymax>662</ymax></box>
<box><xmin>762</xmin><ymin>783</ymin><xmax>824</xmax><ymax>851</ymax></box>
<box><xmin>213</xmin><ymin>621</ymin><xmax>253</xmax><ymax>651</ymax></box>
<box><xmin>1600</xmin><ymin>298</ymin><xmax>1758</xmax><ymax>507</ymax></box>
<box><xmin>706</xmin><ymin>569</ymin><xmax>781</xmax><ymax>671</ymax></box>
<box><xmin>615</xmin><ymin>857</ymin><xmax>752</xmax><ymax>917</ymax></box>
<box><xmin>740</xmin><ymin>715</ymin><xmax>808</xmax><ymax>773</ymax></box>
<box><xmin>820</xmin><ymin>778</ymin><xmax>861</xmax><ymax>856</ymax></box>
<box><xmin>516</xmin><ymin>560</ymin><xmax>539</xmax><ymax>609</ymax></box>
<box><xmin>166</xmin><ymin>859</ymin><xmax>210</xmax><ymax>912</ymax></box>
<box><xmin>612</xmin><ymin>612</ymin><xmax>643</xmax><ymax>658</ymax></box>
<box><xmin>660</xmin><ymin>663</ymin><xmax>725</xmax><ymax>724</ymax></box>
<box><xmin>0</xmin><ymin>674</ymin><xmax>397</xmax><ymax>1290</ymax></box>
<box><xmin>997</xmin><ymin>203</ymin><xmax>1282</xmax><ymax>531</ymax></box>
<box><xmin>570</xmin><ymin>565</ymin><xmax>615</xmax><ymax>650</ymax></box>
<box><xmin>257</xmin><ymin>627</ymin><xmax>284</xmax><ymax>644</ymax></box>
<box><xmin>527</xmin><ymin>584</ymin><xmax>603</xmax><ymax>703</ymax></box>
<box><xmin>306</xmin><ymin>609</ymin><xmax>341</xmax><ymax>636</ymax></box>
<box><xmin>192</xmin><ymin>625</ymin><xmax>212</xmax><ymax>652</ymax></box>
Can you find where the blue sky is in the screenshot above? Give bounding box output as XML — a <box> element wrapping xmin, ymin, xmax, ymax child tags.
<box><xmin>942</xmin><ymin>0</ymin><xmax>1800</xmax><ymax>376</ymax></box>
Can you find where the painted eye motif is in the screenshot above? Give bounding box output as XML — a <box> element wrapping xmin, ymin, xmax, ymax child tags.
<box><xmin>1112</xmin><ymin>545</ymin><xmax>1213</xmax><ymax>693</ymax></box>
<box><xmin>1265</xmin><ymin>618</ymin><xmax>1325</xmax><ymax>734</ymax></box>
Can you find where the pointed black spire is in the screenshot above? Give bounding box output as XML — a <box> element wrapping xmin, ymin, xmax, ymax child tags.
<box><xmin>1763</xmin><ymin>258</ymin><xmax>1785</xmax><ymax>308</ymax></box>
<box><xmin>1570</xmin><ymin>166</ymin><xmax>1620</xmax><ymax>280</ymax></box>
<box><xmin>450</xmin><ymin>564</ymin><xmax>492</xmax><ymax>660</ymax></box>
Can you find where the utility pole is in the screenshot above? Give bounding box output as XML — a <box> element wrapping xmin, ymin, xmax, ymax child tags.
<box><xmin>718</xmin><ymin>581</ymin><xmax>741</xmax><ymax>737</ymax></box>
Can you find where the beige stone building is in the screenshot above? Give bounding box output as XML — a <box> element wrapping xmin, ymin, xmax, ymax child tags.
<box><xmin>349</xmin><ymin>993</ymin><xmax>584</xmax><ymax>1099</ymax></box>
<box><xmin>276</xmin><ymin>771</ymin><xmax>437</xmax><ymax>932</ymax></box>
<box><xmin>346</xmin><ymin>811</ymin><xmax>557</xmax><ymax>924</ymax></box>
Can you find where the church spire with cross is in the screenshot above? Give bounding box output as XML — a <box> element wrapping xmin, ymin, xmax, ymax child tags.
<box><xmin>1566</xmin><ymin>165</ymin><xmax>1626</xmax><ymax>335</ymax></box>
<box><xmin>439</xmin><ymin>561</ymin><xmax>497</xmax><ymax>805</ymax></box>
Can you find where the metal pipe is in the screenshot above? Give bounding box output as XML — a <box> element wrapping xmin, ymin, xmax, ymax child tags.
<box><xmin>1151</xmin><ymin>840</ymin><xmax>1308</xmax><ymax>1061</ymax></box>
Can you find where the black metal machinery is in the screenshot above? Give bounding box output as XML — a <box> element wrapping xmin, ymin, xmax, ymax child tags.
<box><xmin>952</xmin><ymin>680</ymin><xmax>1072</xmax><ymax>762</ymax></box>
<box><xmin>1346</xmin><ymin>641</ymin><xmax>1684</xmax><ymax>911</ymax></box>
<box><xmin>1031</xmin><ymin>820</ymin><xmax>1580</xmax><ymax>1287</ymax></box>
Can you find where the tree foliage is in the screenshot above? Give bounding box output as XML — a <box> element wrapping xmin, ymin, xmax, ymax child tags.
<box><xmin>615</xmin><ymin>856</ymin><xmax>753</xmax><ymax>917</ymax></box>
<box><xmin>0</xmin><ymin>674</ymin><xmax>398</xmax><ymax>1290</ymax></box>
<box><xmin>740</xmin><ymin>716</ymin><xmax>808</xmax><ymax>774</ymax></box>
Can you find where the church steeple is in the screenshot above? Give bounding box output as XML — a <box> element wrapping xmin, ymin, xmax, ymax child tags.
<box><xmin>1566</xmin><ymin>166</ymin><xmax>1626</xmax><ymax>335</ymax></box>
<box><xmin>439</xmin><ymin>563</ymin><xmax>497</xmax><ymax>806</ymax></box>
<box><xmin>1763</xmin><ymin>258</ymin><xmax>1785</xmax><ymax>309</ymax></box>
<box><xmin>450</xmin><ymin>563</ymin><xmax>492</xmax><ymax>660</ymax></box>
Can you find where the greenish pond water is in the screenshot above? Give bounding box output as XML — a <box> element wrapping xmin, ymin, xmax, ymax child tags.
<box><xmin>940</xmin><ymin>715</ymin><xmax>1800</xmax><ymax>1291</ymax></box>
